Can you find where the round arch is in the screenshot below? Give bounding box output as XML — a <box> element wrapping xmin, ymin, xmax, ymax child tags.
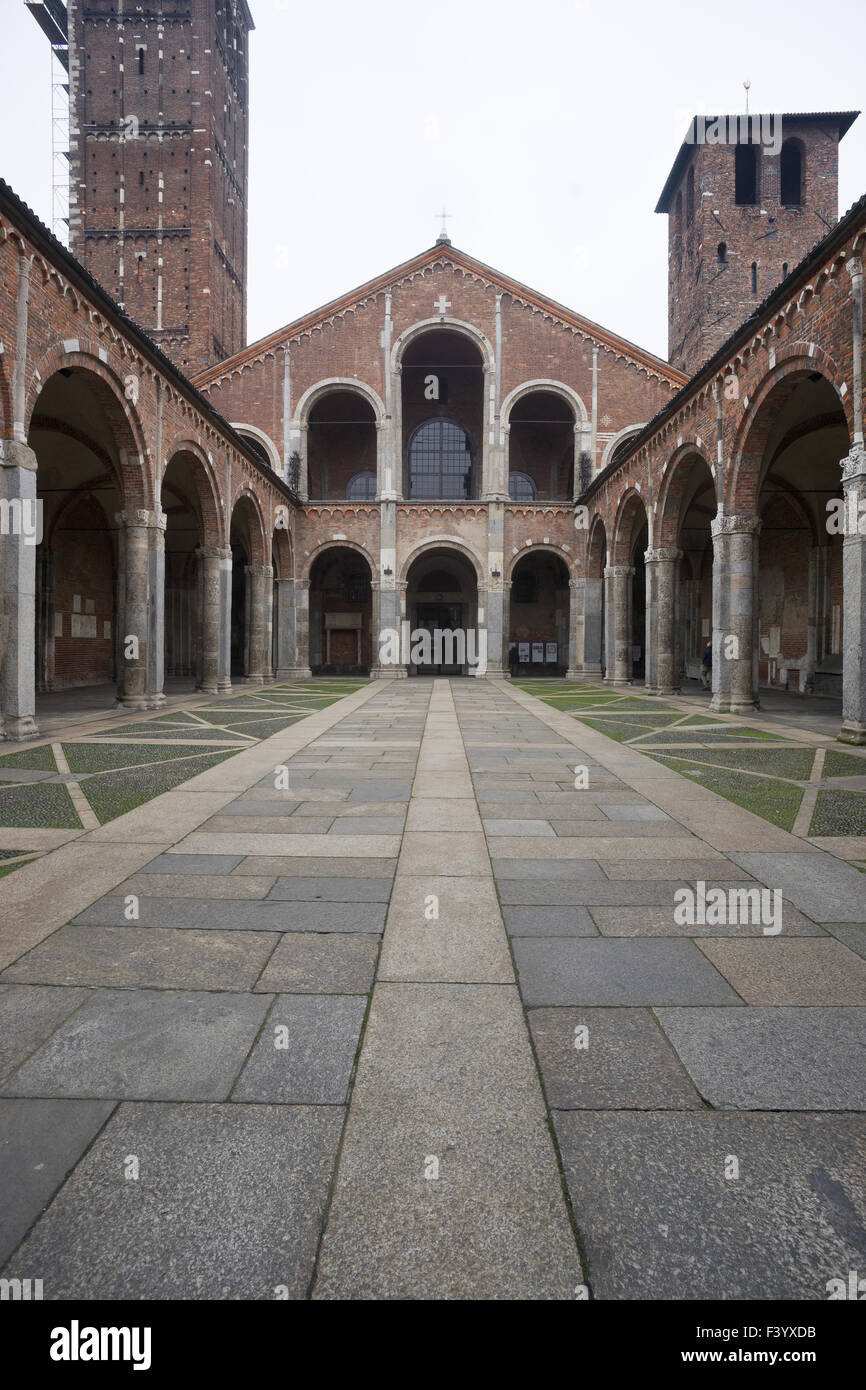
<box><xmin>294</xmin><ymin>377</ymin><xmax>386</xmax><ymax>426</ymax></box>
<box><xmin>25</xmin><ymin>346</ymin><xmax>150</xmax><ymax>509</ymax></box>
<box><xmin>302</xmin><ymin>538</ymin><xmax>374</xmax><ymax>583</ymax></box>
<box><xmin>506</xmin><ymin>542</ymin><xmax>574</xmax><ymax>581</ymax></box>
<box><xmin>655</xmin><ymin>443</ymin><xmax>716</xmax><ymax>549</ymax></box>
<box><xmin>391</xmin><ymin>316</ymin><xmax>494</xmax><ymax>376</ymax></box>
<box><xmin>600</xmin><ymin>423</ymin><xmax>646</xmax><ymax>471</ymax></box>
<box><xmin>612</xmin><ymin>487</ymin><xmax>649</xmax><ymax>565</ymax></box>
<box><xmin>231</xmin><ymin>423</ymin><xmax>282</xmax><ymax>472</ymax></box>
<box><xmin>501</xmin><ymin>378</ymin><xmax>588</xmax><ymax>427</ymax></box>
<box><xmin>398</xmin><ymin>534</ymin><xmax>485</xmax><ymax>586</ymax></box>
<box><xmin>162</xmin><ymin>439</ymin><xmax>224</xmax><ymax>547</ymax></box>
<box><xmin>228</xmin><ymin>487</ymin><xmax>268</xmax><ymax>565</ymax></box>
<box><xmin>587</xmin><ymin>514</ymin><xmax>607</xmax><ymax>578</ymax></box>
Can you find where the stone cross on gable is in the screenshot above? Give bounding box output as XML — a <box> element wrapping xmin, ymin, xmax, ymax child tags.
<box><xmin>434</xmin><ymin>294</ymin><xmax>451</xmax><ymax>316</ymax></box>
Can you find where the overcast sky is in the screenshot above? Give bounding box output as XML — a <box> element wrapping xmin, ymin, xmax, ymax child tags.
<box><xmin>3</xmin><ymin>0</ymin><xmax>865</xmax><ymax>360</ymax></box>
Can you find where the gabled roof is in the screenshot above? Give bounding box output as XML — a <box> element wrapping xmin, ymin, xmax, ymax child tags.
<box><xmin>656</xmin><ymin>111</ymin><xmax>859</xmax><ymax>213</ymax></box>
<box><xmin>194</xmin><ymin>242</ymin><xmax>688</xmax><ymax>390</ymax></box>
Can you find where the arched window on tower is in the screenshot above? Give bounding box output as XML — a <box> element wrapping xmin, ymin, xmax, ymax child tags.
<box><xmin>735</xmin><ymin>143</ymin><xmax>758</xmax><ymax>205</ymax></box>
<box><xmin>751</xmin><ymin>262</ymin><xmax>758</xmax><ymax>294</ymax></box>
<box><xmin>780</xmin><ymin>139</ymin><xmax>803</xmax><ymax>206</ymax></box>
<box><xmin>717</xmin><ymin>242</ymin><xmax>727</xmax><ymax>265</ymax></box>
<box><xmin>408</xmin><ymin>419</ymin><xmax>474</xmax><ymax>500</ymax></box>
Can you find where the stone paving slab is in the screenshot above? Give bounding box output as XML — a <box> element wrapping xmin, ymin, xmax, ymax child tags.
<box><xmin>232</xmin><ymin>855</ymin><xmax>398</xmax><ymax>878</ymax></box>
<box><xmin>256</xmin><ymin>933</ymin><xmax>379</xmax><ymax>994</ymax></box>
<box><xmin>139</xmin><ymin>852</ymin><xmax>243</xmax><ymax>875</ymax></box>
<box><xmin>3</xmin><ymin>1102</ymin><xmax>343</xmax><ymax>1298</ymax></box>
<box><xmin>727</xmin><ymin>851</ymin><xmax>866</xmax><ymax>922</ymax></box>
<box><xmin>512</xmin><ymin>937</ymin><xmax>743</xmax><ymax>1006</ymax></box>
<box><xmin>554</xmin><ymin>1110</ymin><xmax>866</xmax><ymax>1299</ymax></box>
<box><xmin>116</xmin><ymin>872</ymin><xmax>279</xmax><ymax>900</ymax></box>
<box><xmin>233</xmin><ymin>995</ymin><xmax>366</xmax><ymax>1104</ymax></box>
<box><xmin>0</xmin><ymin>1097</ymin><xmax>115</xmax><ymax>1266</ymax></box>
<box><xmin>824</xmin><ymin>922</ymin><xmax>866</xmax><ymax>958</ymax></box>
<box><xmin>501</xmin><ymin>906</ymin><xmax>598</xmax><ymax>936</ymax></box>
<box><xmin>587</xmin><ymin>902</ymin><xmax>826</xmax><ymax>937</ymax></box>
<box><xmin>529</xmin><ymin>1007</ymin><xmax>702</xmax><ymax>1109</ymax></box>
<box><xmin>72</xmin><ymin>896</ymin><xmax>387</xmax><ymax>934</ymax></box>
<box><xmin>696</xmin><ymin>938</ymin><xmax>866</xmax><ymax>1004</ymax></box>
<box><xmin>0</xmin><ymin>984</ymin><xmax>92</xmax><ymax>1079</ymax></box>
<box><xmin>1</xmin><ymin>925</ymin><xmax>278</xmax><ymax>991</ymax></box>
<box><xmin>378</xmin><ymin>876</ymin><xmax>513</xmax><ymax>983</ymax></box>
<box><xmin>1</xmin><ymin>989</ymin><xmax>271</xmax><ymax>1100</ymax></box>
<box><xmin>312</xmin><ymin>983</ymin><xmax>582</xmax><ymax>1300</ymax></box>
<box><xmin>496</xmin><ymin>879</ymin><xmax>691</xmax><ymax>906</ymax></box>
<box><xmin>172</xmin><ymin>832</ymin><xmax>402</xmax><ymax>858</ymax></box>
<box><xmin>655</xmin><ymin>1006</ymin><xmax>866</xmax><ymax>1109</ymax></box>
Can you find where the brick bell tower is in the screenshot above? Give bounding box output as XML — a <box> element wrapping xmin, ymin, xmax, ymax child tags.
<box><xmin>656</xmin><ymin>111</ymin><xmax>858</xmax><ymax>376</ymax></box>
<box><xmin>44</xmin><ymin>0</ymin><xmax>253</xmax><ymax>374</ymax></box>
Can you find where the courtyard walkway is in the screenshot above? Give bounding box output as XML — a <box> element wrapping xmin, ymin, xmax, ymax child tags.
<box><xmin>0</xmin><ymin>677</ymin><xmax>864</xmax><ymax>1299</ymax></box>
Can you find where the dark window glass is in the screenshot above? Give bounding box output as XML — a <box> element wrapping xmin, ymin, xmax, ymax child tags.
<box><xmin>735</xmin><ymin>143</ymin><xmax>758</xmax><ymax>205</ymax></box>
<box><xmin>346</xmin><ymin>471</ymin><xmax>377</xmax><ymax>501</ymax></box>
<box><xmin>780</xmin><ymin>140</ymin><xmax>802</xmax><ymax>205</ymax></box>
<box><xmin>508</xmin><ymin>471</ymin><xmax>537</xmax><ymax>501</ymax></box>
<box><xmin>408</xmin><ymin>419</ymin><xmax>473</xmax><ymax>500</ymax></box>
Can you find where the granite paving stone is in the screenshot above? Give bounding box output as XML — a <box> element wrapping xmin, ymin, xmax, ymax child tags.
<box><xmin>512</xmin><ymin>937</ymin><xmax>743</xmax><ymax>1005</ymax></box>
<box><xmin>256</xmin><ymin>933</ymin><xmax>379</xmax><ymax>994</ymax></box>
<box><xmin>232</xmin><ymin>994</ymin><xmax>367</xmax><ymax>1104</ymax></box>
<box><xmin>2</xmin><ymin>1103</ymin><xmax>343</xmax><ymax>1298</ymax></box>
<box><xmin>529</xmin><ymin>1007</ymin><xmax>701</xmax><ymax>1109</ymax></box>
<box><xmin>501</xmin><ymin>906</ymin><xmax>598</xmax><ymax>936</ymax></box>
<box><xmin>0</xmin><ymin>1098</ymin><xmax>115</xmax><ymax>1266</ymax></box>
<box><xmin>72</xmin><ymin>896</ymin><xmax>386</xmax><ymax>933</ymax></box>
<box><xmin>655</xmin><ymin>1006</ymin><xmax>866</xmax><ymax>1109</ymax></box>
<box><xmin>0</xmin><ymin>985</ymin><xmax>92</xmax><ymax>1079</ymax></box>
<box><xmin>1</xmin><ymin>989</ymin><xmax>271</xmax><ymax>1100</ymax></box>
<box><xmin>553</xmin><ymin>1111</ymin><xmax>866</xmax><ymax>1299</ymax></box>
<box><xmin>696</xmin><ymin>937</ymin><xmax>866</xmax><ymax>1004</ymax></box>
<box><xmin>728</xmin><ymin>851</ymin><xmax>866</xmax><ymax>922</ymax></box>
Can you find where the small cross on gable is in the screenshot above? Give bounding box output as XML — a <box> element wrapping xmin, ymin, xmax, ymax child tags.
<box><xmin>434</xmin><ymin>294</ymin><xmax>451</xmax><ymax>316</ymax></box>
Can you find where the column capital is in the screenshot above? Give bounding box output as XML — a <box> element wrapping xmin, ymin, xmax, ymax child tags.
<box><xmin>604</xmin><ymin>563</ymin><xmax>635</xmax><ymax>578</ymax></box>
<box><xmin>711</xmin><ymin>512</ymin><xmax>761</xmax><ymax>538</ymax></box>
<box><xmin>645</xmin><ymin>546</ymin><xmax>683</xmax><ymax>564</ymax></box>
<box><xmin>196</xmin><ymin>544</ymin><xmax>229</xmax><ymax>561</ymax></box>
<box><xmin>842</xmin><ymin>443</ymin><xmax>866</xmax><ymax>484</ymax></box>
<box><xmin>115</xmin><ymin>507</ymin><xmax>167</xmax><ymax>531</ymax></box>
<box><xmin>245</xmin><ymin>563</ymin><xmax>274</xmax><ymax>579</ymax></box>
<box><xmin>0</xmin><ymin>440</ymin><xmax>37</xmax><ymax>472</ymax></box>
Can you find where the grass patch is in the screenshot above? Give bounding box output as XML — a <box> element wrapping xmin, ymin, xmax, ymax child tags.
<box><xmin>63</xmin><ymin>741</ymin><xmax>239</xmax><ymax>773</ymax></box>
<box><xmin>0</xmin><ymin>782</ymin><xmax>81</xmax><ymax>828</ymax></box>
<box><xmin>0</xmin><ymin>744</ymin><xmax>58</xmax><ymax>771</ymax></box>
<box><xmin>808</xmin><ymin>789</ymin><xmax>866</xmax><ymax>837</ymax></box>
<box><xmin>651</xmin><ymin>756</ymin><xmax>804</xmax><ymax>830</ymax></box>
<box><xmin>81</xmin><ymin>749</ymin><xmax>237</xmax><ymax>823</ymax></box>
<box><xmin>822</xmin><ymin>749</ymin><xmax>866</xmax><ymax>779</ymax></box>
<box><xmin>0</xmin><ymin>858</ymin><xmax>36</xmax><ymax>878</ymax></box>
<box><xmin>651</xmin><ymin>746</ymin><xmax>815</xmax><ymax>781</ymax></box>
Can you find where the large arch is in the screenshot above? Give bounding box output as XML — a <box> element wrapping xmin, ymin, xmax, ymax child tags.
<box><xmin>404</xmin><ymin>544</ymin><xmax>481</xmax><ymax>676</ymax></box>
<box><xmin>161</xmin><ymin>446</ymin><xmax>223</xmax><ymax>688</ymax></box>
<box><xmin>398</xmin><ymin>534</ymin><xmax>485</xmax><ymax>587</ymax></box>
<box><xmin>229</xmin><ymin>491</ymin><xmax>269</xmax><ymax>682</ymax></box>
<box><xmin>231</xmin><ymin>422</ymin><xmax>283</xmax><ymax>473</ymax></box>
<box><xmin>654</xmin><ymin>446</ymin><xmax>717</xmax><ymax>692</ymax></box>
<box><xmin>505</xmin><ymin>389</ymin><xmax>577</xmax><ymax>501</ymax></box>
<box><xmin>610</xmin><ymin>488</ymin><xmax>649</xmax><ymax>683</ymax></box>
<box><xmin>308</xmin><ymin>545</ymin><xmax>373</xmax><ymax>674</ymax></box>
<box><xmin>507</xmin><ymin>548</ymin><xmax>570</xmax><ymax>677</ymax></box>
<box><xmin>583</xmin><ymin>515</ymin><xmax>608</xmax><ymax>677</ymax></box>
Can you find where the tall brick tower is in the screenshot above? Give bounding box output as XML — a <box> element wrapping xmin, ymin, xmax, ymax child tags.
<box><xmin>656</xmin><ymin>111</ymin><xmax>858</xmax><ymax>375</ymax></box>
<box><xmin>35</xmin><ymin>0</ymin><xmax>253</xmax><ymax>374</ymax></box>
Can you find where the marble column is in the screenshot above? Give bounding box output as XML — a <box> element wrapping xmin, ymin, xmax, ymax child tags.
<box><xmin>244</xmin><ymin>563</ymin><xmax>271</xmax><ymax>684</ymax></box>
<box><xmin>485</xmin><ymin>501</ymin><xmax>507</xmax><ymax>676</ymax></box>
<box><xmin>581</xmin><ymin>577</ymin><xmax>603</xmax><ymax>676</ymax></box>
<box><xmin>218</xmin><ymin>548</ymin><xmax>233</xmax><ymax>693</ymax></box>
<box><xmin>648</xmin><ymin>547</ymin><xmax>682</xmax><ymax>696</ymax></box>
<box><xmin>566</xmin><ymin>577</ymin><xmax>585</xmax><ymax>679</ymax></box>
<box><xmin>274</xmin><ymin>577</ymin><xmax>297</xmax><ymax>680</ymax></box>
<box><xmin>196</xmin><ymin>546</ymin><xmax>222</xmax><ymax>693</ymax></box>
<box><xmin>0</xmin><ymin>440</ymin><xmax>39</xmax><ymax>739</ymax></box>
<box><xmin>710</xmin><ymin>513</ymin><xmax>761</xmax><ymax>714</ymax></box>
<box><xmin>605</xmin><ymin>563</ymin><xmax>634</xmax><ymax>687</ymax></box>
<box><xmin>116</xmin><ymin>507</ymin><xmax>166</xmax><ymax>711</ymax></box>
<box><xmin>291</xmin><ymin>578</ymin><xmax>312</xmax><ymax>678</ymax></box>
<box><xmin>840</xmin><ymin>446</ymin><xmax>866</xmax><ymax>743</ymax></box>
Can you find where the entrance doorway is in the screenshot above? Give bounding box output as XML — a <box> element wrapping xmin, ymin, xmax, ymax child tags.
<box><xmin>405</xmin><ymin>547</ymin><xmax>479</xmax><ymax>677</ymax></box>
<box><xmin>415</xmin><ymin>601</ymin><xmax>464</xmax><ymax>675</ymax></box>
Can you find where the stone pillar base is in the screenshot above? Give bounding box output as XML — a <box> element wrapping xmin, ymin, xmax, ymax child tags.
<box><xmin>243</xmin><ymin>674</ymin><xmax>266</xmax><ymax>686</ymax></box>
<box><xmin>117</xmin><ymin>692</ymin><xmax>166</xmax><ymax>712</ymax></box>
<box><xmin>838</xmin><ymin>720</ymin><xmax>866</xmax><ymax>745</ymax></box>
<box><xmin>197</xmin><ymin>680</ymin><xmax>220</xmax><ymax>695</ymax></box>
<box><xmin>1</xmin><ymin>714</ymin><xmax>40</xmax><ymax>741</ymax></box>
<box><xmin>372</xmin><ymin>665</ymin><xmax>406</xmax><ymax>679</ymax></box>
<box><xmin>284</xmin><ymin>665</ymin><xmax>312</xmax><ymax>680</ymax></box>
<box><xmin>655</xmin><ymin>683</ymin><xmax>680</xmax><ymax>697</ymax></box>
<box><xmin>217</xmin><ymin>677</ymin><xmax>232</xmax><ymax>694</ymax></box>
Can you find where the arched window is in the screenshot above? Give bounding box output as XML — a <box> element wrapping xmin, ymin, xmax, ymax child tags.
<box><xmin>717</xmin><ymin>241</ymin><xmax>727</xmax><ymax>264</ymax></box>
<box><xmin>735</xmin><ymin>143</ymin><xmax>758</xmax><ymax>205</ymax></box>
<box><xmin>508</xmin><ymin>471</ymin><xmax>537</xmax><ymax>501</ymax></box>
<box><xmin>408</xmin><ymin>418</ymin><xmax>473</xmax><ymax>500</ymax></box>
<box><xmin>751</xmin><ymin>261</ymin><xmax>758</xmax><ymax>294</ymax></box>
<box><xmin>346</xmin><ymin>471</ymin><xmax>377</xmax><ymax>501</ymax></box>
<box><xmin>780</xmin><ymin>140</ymin><xmax>803</xmax><ymax>206</ymax></box>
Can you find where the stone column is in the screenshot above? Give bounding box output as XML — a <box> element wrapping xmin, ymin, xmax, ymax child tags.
<box><xmin>116</xmin><ymin>507</ymin><xmax>166</xmax><ymax>711</ymax></box>
<box><xmin>291</xmin><ymin>578</ymin><xmax>312</xmax><ymax>678</ymax></box>
<box><xmin>196</xmin><ymin>546</ymin><xmax>221</xmax><ymax>693</ymax></box>
<box><xmin>373</xmin><ymin>499</ymin><xmax>405</xmax><ymax>677</ymax></box>
<box><xmin>264</xmin><ymin>570</ymin><xmax>275</xmax><ymax>682</ymax></box>
<box><xmin>244</xmin><ymin>563</ymin><xmax>271</xmax><ymax>684</ymax></box>
<box><xmin>0</xmin><ymin>440</ymin><xmax>39</xmax><ymax>739</ymax></box>
<box><xmin>485</xmin><ymin>500</ymin><xmax>507</xmax><ymax>675</ymax></box>
<box><xmin>605</xmin><ymin>563</ymin><xmax>634</xmax><ymax>687</ymax></box>
<box><xmin>274</xmin><ymin>577</ymin><xmax>296</xmax><ymax>680</ymax></box>
<box><xmin>648</xmin><ymin>547</ymin><xmax>682</xmax><ymax>696</ymax></box>
<box><xmin>581</xmin><ymin>577</ymin><xmax>603</xmax><ymax>675</ymax></box>
<box><xmin>566</xmin><ymin>577</ymin><xmax>584</xmax><ymax>679</ymax></box>
<box><xmin>840</xmin><ymin>446</ymin><xmax>866</xmax><ymax>743</ymax></box>
<box><xmin>710</xmin><ymin>513</ymin><xmax>761</xmax><ymax>714</ymax></box>
<box><xmin>218</xmin><ymin>547</ymin><xmax>233</xmax><ymax>692</ymax></box>
<box><xmin>643</xmin><ymin>551</ymin><xmax>659</xmax><ymax>695</ymax></box>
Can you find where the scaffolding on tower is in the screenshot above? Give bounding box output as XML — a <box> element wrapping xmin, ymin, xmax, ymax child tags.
<box><xmin>26</xmin><ymin>0</ymin><xmax>70</xmax><ymax>245</ymax></box>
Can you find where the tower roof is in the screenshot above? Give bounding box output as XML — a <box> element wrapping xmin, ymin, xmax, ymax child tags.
<box><xmin>655</xmin><ymin>111</ymin><xmax>859</xmax><ymax>213</ymax></box>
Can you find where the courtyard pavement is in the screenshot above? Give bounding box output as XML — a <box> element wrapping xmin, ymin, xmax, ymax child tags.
<box><xmin>0</xmin><ymin>677</ymin><xmax>864</xmax><ymax>1300</ymax></box>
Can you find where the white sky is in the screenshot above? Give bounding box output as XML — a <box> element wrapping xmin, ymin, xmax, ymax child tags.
<box><xmin>2</xmin><ymin>0</ymin><xmax>865</xmax><ymax>360</ymax></box>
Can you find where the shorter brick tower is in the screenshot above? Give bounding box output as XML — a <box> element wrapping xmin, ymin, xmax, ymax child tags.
<box><xmin>657</xmin><ymin>111</ymin><xmax>858</xmax><ymax>375</ymax></box>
